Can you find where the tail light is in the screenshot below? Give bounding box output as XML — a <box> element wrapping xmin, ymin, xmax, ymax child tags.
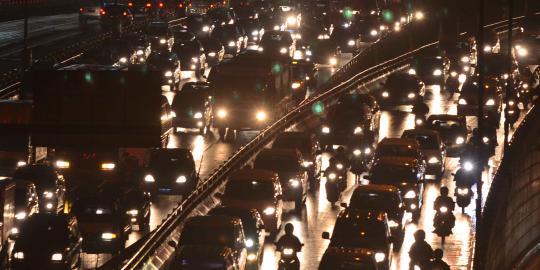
<box><xmin>123</xmin><ymin>11</ymin><xmax>128</xmax><ymax>16</ymax></box>
<box><xmin>100</xmin><ymin>9</ymin><xmax>106</xmax><ymax>15</ymax></box>
<box><xmin>128</xmin><ymin>2</ymin><xmax>133</xmax><ymax>7</ymax></box>
<box><xmin>79</xmin><ymin>7</ymin><xmax>84</xmax><ymax>12</ymax></box>
<box><xmin>179</xmin><ymin>3</ymin><xmax>183</xmax><ymax>8</ymax></box>
<box><xmin>158</xmin><ymin>2</ymin><xmax>164</xmax><ymax>8</ymax></box>
<box><xmin>145</xmin><ymin>3</ymin><xmax>151</xmax><ymax>8</ymax></box>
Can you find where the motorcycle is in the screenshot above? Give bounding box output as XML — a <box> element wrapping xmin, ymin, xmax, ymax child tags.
<box><xmin>453</xmin><ymin>168</ymin><xmax>474</xmax><ymax>213</ymax></box>
<box><xmin>433</xmin><ymin>205</ymin><xmax>455</xmax><ymax>244</ymax></box>
<box><xmin>324</xmin><ymin>167</ymin><xmax>344</xmax><ymax>203</ymax></box>
<box><xmin>277</xmin><ymin>244</ymin><xmax>303</xmax><ymax>270</ymax></box>
<box><xmin>350</xmin><ymin>146</ymin><xmax>373</xmax><ymax>181</ymax></box>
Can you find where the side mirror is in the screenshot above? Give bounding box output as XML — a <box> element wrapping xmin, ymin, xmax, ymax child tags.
<box><xmin>322</xmin><ymin>232</ymin><xmax>330</xmax><ymax>240</ymax></box>
<box><xmin>340</xmin><ymin>203</ymin><xmax>348</xmax><ymax>208</ymax></box>
<box><xmin>168</xmin><ymin>240</ymin><xmax>178</xmax><ymax>249</ymax></box>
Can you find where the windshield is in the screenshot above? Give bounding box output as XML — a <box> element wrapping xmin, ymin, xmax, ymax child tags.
<box><xmin>349</xmin><ymin>192</ymin><xmax>400</xmax><ymax>212</ymax></box>
<box><xmin>146</xmin><ymin>24</ymin><xmax>168</xmax><ymax>36</ymax></box>
<box><xmin>254</xmin><ymin>154</ymin><xmax>300</xmax><ymax>172</ymax></box>
<box><xmin>149</xmin><ymin>151</ymin><xmax>191</xmax><ymax>169</ymax></box>
<box><xmin>330</xmin><ymin>219</ymin><xmax>387</xmax><ymax>249</ymax></box>
<box><xmin>370</xmin><ymin>165</ymin><xmax>418</xmax><ymax>184</ymax></box>
<box><xmin>224</xmin><ymin>180</ymin><xmax>274</xmax><ymax>200</ymax></box>
<box><xmin>180</xmin><ymin>225</ymin><xmax>235</xmax><ymax>246</ymax></box>
<box><xmin>212</xmin><ymin>26</ymin><xmax>239</xmax><ymax>40</ymax></box>
<box><xmin>376</xmin><ymin>145</ymin><xmax>417</xmax><ymax>158</ymax></box>
<box><xmin>402</xmin><ymin>134</ymin><xmax>439</xmax><ymax>149</ymax></box>
<box><xmin>261</xmin><ymin>32</ymin><xmax>292</xmax><ymax>43</ymax></box>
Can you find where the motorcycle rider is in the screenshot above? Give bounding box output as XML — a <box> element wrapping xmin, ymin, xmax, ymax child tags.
<box><xmin>412</xmin><ymin>98</ymin><xmax>429</xmax><ymax>127</ymax></box>
<box><xmin>429</xmin><ymin>249</ymin><xmax>451</xmax><ymax>270</ymax></box>
<box><xmin>334</xmin><ymin>146</ymin><xmax>350</xmax><ymax>168</ymax></box>
<box><xmin>409</xmin><ymin>229</ymin><xmax>434</xmax><ymax>270</ymax></box>
<box><xmin>434</xmin><ymin>187</ymin><xmax>456</xmax><ymax>212</ymax></box>
<box><xmin>276</xmin><ymin>223</ymin><xmax>303</xmax><ymax>262</ymax></box>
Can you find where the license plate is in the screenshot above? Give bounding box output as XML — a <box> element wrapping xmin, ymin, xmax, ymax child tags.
<box><xmin>159</xmin><ymin>188</ymin><xmax>172</xmax><ymax>193</ymax></box>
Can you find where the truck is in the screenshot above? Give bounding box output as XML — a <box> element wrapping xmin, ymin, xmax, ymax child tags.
<box><xmin>208</xmin><ymin>51</ymin><xmax>294</xmax><ymax>141</ymax></box>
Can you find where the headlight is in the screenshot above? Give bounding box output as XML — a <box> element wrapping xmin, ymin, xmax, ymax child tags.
<box><xmin>159</xmin><ymin>38</ymin><xmax>167</xmax><ymax>44</ymax></box>
<box><xmin>336</xmin><ymin>163</ymin><xmax>344</xmax><ymax>170</ymax></box>
<box><xmin>428</xmin><ymin>157</ymin><xmax>439</xmax><ymax>164</ymax></box>
<box><xmin>289</xmin><ymin>179</ymin><xmax>300</xmax><ymax>187</ymax></box>
<box><xmin>458</xmin><ymin>74</ymin><xmax>467</xmax><ymax>83</ymax></box>
<box><xmin>13</xmin><ymin>252</ymin><xmax>24</xmax><ymax>260</ymax></box>
<box><xmin>463</xmin><ymin>161</ymin><xmax>474</xmax><ymax>171</ymax></box>
<box><xmin>293</xmin><ymin>50</ymin><xmax>303</xmax><ymax>59</ymax></box>
<box><xmin>456</xmin><ymin>136</ymin><xmax>465</xmax><ymax>145</ymax></box>
<box><xmin>388</xmin><ymin>220</ymin><xmax>399</xmax><ymax>228</ymax></box>
<box><xmin>171</xmin><ymin>111</ymin><xmax>176</xmax><ymax>118</ymax></box>
<box><xmin>328</xmin><ymin>173</ymin><xmax>336</xmax><ymax>180</ymax></box>
<box><xmin>208</xmin><ymin>52</ymin><xmax>216</xmax><ymax>57</ymax></box>
<box><xmin>164</xmin><ymin>71</ymin><xmax>173</xmax><ymax>77</ymax></box>
<box><xmin>256</xmin><ymin>111</ymin><xmax>267</xmax><ymax>121</ymax></box>
<box><xmin>516</xmin><ymin>47</ymin><xmax>528</xmax><ymax>57</ymax></box>
<box><xmin>404</xmin><ymin>190</ymin><xmax>416</xmax><ymax>198</ymax></box>
<box><xmin>408</xmin><ymin>68</ymin><xmax>416</xmax><ymax>75</ymax></box>
<box><xmin>329</xmin><ymin>57</ymin><xmax>337</xmax><ymax>66</ymax></box>
<box><xmin>126</xmin><ymin>209</ymin><xmax>138</xmax><ymax>216</ymax></box>
<box><xmin>302</xmin><ymin>161</ymin><xmax>313</xmax><ymax>167</ymax></box>
<box><xmin>252</xmin><ymin>30</ymin><xmax>259</xmax><ymax>36</ymax></box>
<box><xmin>483</xmin><ymin>45</ymin><xmax>492</xmax><ymax>52</ymax></box>
<box><xmin>305</xmin><ymin>50</ymin><xmax>312</xmax><ymax>56</ymax></box>
<box><xmin>283</xmin><ymin>248</ymin><xmax>294</xmax><ymax>255</ymax></box>
<box><xmin>191</xmin><ymin>57</ymin><xmax>199</xmax><ymax>63</ymax></box>
<box><xmin>15</xmin><ymin>212</ymin><xmax>26</xmax><ymax>220</ymax></box>
<box><xmin>457</xmin><ymin>188</ymin><xmax>469</xmax><ymax>195</ymax></box>
<box><xmin>508</xmin><ymin>100</ymin><xmax>515</xmax><ymax>106</ymax></box>
<box><xmin>245</xmin><ymin>238</ymin><xmax>254</xmax><ymax>248</ymax></box>
<box><xmin>353</xmin><ymin>126</ymin><xmax>362</xmax><ymax>134</ymax></box>
<box><xmin>450</xmin><ymin>71</ymin><xmax>458</xmax><ymax>77</ymax></box>
<box><xmin>287</xmin><ymin>16</ymin><xmax>297</xmax><ymax>25</ymax></box>
<box><xmin>379</xmin><ymin>25</ymin><xmax>387</xmax><ymax>31</ymax></box>
<box><xmin>410</xmin><ymin>203</ymin><xmax>417</xmax><ymax>209</ymax></box>
<box><xmin>136</xmin><ymin>50</ymin><xmax>144</xmax><ymax>56</ymax></box>
<box><xmin>416</xmin><ymin>118</ymin><xmax>424</xmax><ymax>125</ymax></box>
<box><xmin>257</xmin><ymin>46</ymin><xmax>264</xmax><ymax>52</ymax></box>
<box><xmin>458</xmin><ymin>98</ymin><xmax>467</xmax><ymax>105</ymax></box>
<box><xmin>523</xmin><ymin>83</ymin><xmax>529</xmax><ymax>89</ymax></box>
<box><xmin>485</xmin><ymin>99</ymin><xmax>495</xmax><ymax>106</ymax></box>
<box><xmin>46</xmin><ymin>203</ymin><xmax>53</xmax><ymax>209</ymax></box>
<box><xmin>347</xmin><ymin>40</ymin><xmax>355</xmax><ymax>46</ymax></box>
<box><xmin>176</xmin><ymin>175</ymin><xmax>187</xmax><ymax>183</ymax></box>
<box><xmin>55</xmin><ymin>160</ymin><xmax>70</xmax><ymax>169</ymax></box>
<box><xmin>144</xmin><ymin>174</ymin><xmax>155</xmax><ymax>182</ymax></box>
<box><xmin>322</xmin><ymin>126</ymin><xmax>330</xmax><ymax>134</ymax></box>
<box><xmin>370</xmin><ymin>29</ymin><xmax>378</xmax><ymax>36</ymax></box>
<box><xmin>17</xmin><ymin>161</ymin><xmax>27</xmax><ymax>167</ymax></box>
<box><xmin>202</xmin><ymin>25</ymin><xmax>210</xmax><ymax>32</ymax></box>
<box><xmin>119</xmin><ymin>57</ymin><xmax>128</xmax><ymax>64</ymax></box>
<box><xmin>101</xmin><ymin>162</ymin><xmax>115</xmax><ymax>170</ymax></box>
<box><xmin>11</xmin><ymin>227</ymin><xmax>19</xmax><ymax>235</ymax></box>
<box><xmin>364</xmin><ymin>147</ymin><xmax>371</xmax><ymax>155</ymax></box>
<box><xmin>292</xmin><ymin>82</ymin><xmax>301</xmax><ymax>89</ymax></box>
<box><xmin>439</xmin><ymin>206</ymin><xmax>448</xmax><ymax>213</ymax></box>
<box><xmin>401</xmin><ymin>16</ymin><xmax>407</xmax><ymax>23</ymax></box>
<box><xmin>280</xmin><ymin>47</ymin><xmax>288</xmax><ymax>54</ymax></box>
<box><xmin>382</xmin><ymin>91</ymin><xmax>389</xmax><ymax>98</ymax></box>
<box><xmin>43</xmin><ymin>191</ymin><xmax>54</xmax><ymax>199</ymax></box>
<box><xmin>247</xmin><ymin>253</ymin><xmax>257</xmax><ymax>261</ymax></box>
<box><xmin>482</xmin><ymin>136</ymin><xmax>489</xmax><ymax>143</ymax></box>
<box><xmin>273</xmin><ymin>25</ymin><xmax>280</xmax><ymax>30</ymax></box>
<box><xmin>317</xmin><ymin>34</ymin><xmax>330</xmax><ymax>39</ymax></box>
<box><xmin>415</xmin><ymin>11</ymin><xmax>425</xmax><ymax>20</ymax></box>
<box><xmin>193</xmin><ymin>112</ymin><xmax>203</xmax><ymax>119</ymax></box>
<box><xmin>51</xmin><ymin>253</ymin><xmax>63</xmax><ymax>261</ymax></box>
<box><xmin>228</xmin><ymin>41</ymin><xmax>236</xmax><ymax>47</ymax></box>
<box><xmin>433</xmin><ymin>69</ymin><xmax>442</xmax><ymax>76</ymax></box>
<box><xmin>461</xmin><ymin>56</ymin><xmax>470</xmax><ymax>63</ymax></box>
<box><xmin>101</xmin><ymin>232</ymin><xmax>117</xmax><ymax>240</ymax></box>
<box><xmin>263</xmin><ymin>207</ymin><xmax>275</xmax><ymax>215</ymax></box>
<box><xmin>217</xmin><ymin>109</ymin><xmax>227</xmax><ymax>118</ymax></box>
<box><xmin>408</xmin><ymin>93</ymin><xmax>416</xmax><ymax>99</ymax></box>
<box><xmin>353</xmin><ymin>149</ymin><xmax>362</xmax><ymax>156</ymax></box>
<box><xmin>375</xmin><ymin>252</ymin><xmax>386</xmax><ymax>262</ymax></box>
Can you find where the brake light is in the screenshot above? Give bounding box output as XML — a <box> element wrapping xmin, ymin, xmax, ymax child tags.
<box><xmin>79</xmin><ymin>7</ymin><xmax>84</xmax><ymax>12</ymax></box>
<box><xmin>123</xmin><ymin>11</ymin><xmax>128</xmax><ymax>16</ymax></box>
<box><xmin>158</xmin><ymin>2</ymin><xmax>164</xmax><ymax>8</ymax></box>
<box><xmin>146</xmin><ymin>3</ymin><xmax>151</xmax><ymax>7</ymax></box>
<box><xmin>100</xmin><ymin>9</ymin><xmax>106</xmax><ymax>15</ymax></box>
<box><xmin>128</xmin><ymin>2</ymin><xmax>133</xmax><ymax>7</ymax></box>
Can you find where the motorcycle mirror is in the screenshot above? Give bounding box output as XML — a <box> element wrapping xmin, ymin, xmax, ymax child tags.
<box><xmin>322</xmin><ymin>232</ymin><xmax>330</xmax><ymax>240</ymax></box>
<box><xmin>340</xmin><ymin>203</ymin><xmax>348</xmax><ymax>208</ymax></box>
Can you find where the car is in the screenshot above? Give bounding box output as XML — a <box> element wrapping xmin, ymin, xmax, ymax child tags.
<box><xmin>426</xmin><ymin>114</ymin><xmax>468</xmax><ymax>156</ymax></box>
<box><xmin>10</xmin><ymin>214</ymin><xmax>82</xmax><ymax>270</ymax></box>
<box><xmin>260</xmin><ymin>12</ymin><xmax>285</xmax><ymax>31</ymax></box>
<box><xmin>347</xmin><ymin>185</ymin><xmax>406</xmax><ymax>249</ymax></box>
<box><xmin>220</xmin><ymin>169</ymin><xmax>283</xmax><ymax>234</ymax></box>
<box><xmin>233</xmin><ymin>5</ymin><xmax>259</xmax><ymax>21</ymax></box>
<box><xmin>11</xmin><ymin>179</ymin><xmax>39</xmax><ymax>237</ymax></box>
<box><xmin>513</xmin><ymin>31</ymin><xmax>540</xmax><ymax>67</ymax></box>
<box><xmin>378</xmin><ymin>72</ymin><xmax>426</xmax><ymax>107</ymax></box>
<box><xmin>374</xmin><ymin>137</ymin><xmax>424</xmax><ymax>162</ymax></box>
<box><xmin>13</xmin><ymin>164</ymin><xmax>66</xmax><ymax>214</ymax></box>
<box><xmin>146</xmin><ymin>50</ymin><xmax>182</xmax><ymax>91</ymax></box>
<box><xmin>123</xmin><ymin>33</ymin><xmax>152</xmax><ymax>64</ymax></box>
<box><xmin>200</xmin><ymin>37</ymin><xmax>226</xmax><ymax>66</ymax></box>
<box><xmin>352</xmin><ymin>16</ymin><xmax>384</xmax><ymax>44</ymax></box>
<box><xmin>259</xmin><ymin>30</ymin><xmax>295</xmax><ymax>57</ymax></box>
<box><xmin>319</xmin><ymin>93</ymin><xmax>380</xmax><ymax>151</ymax></box>
<box><xmin>208</xmin><ymin>206</ymin><xmax>266</xmax><ymax>266</ymax></box>
<box><xmin>212</xmin><ymin>24</ymin><xmax>244</xmax><ymax>56</ymax></box>
<box><xmin>482</xmin><ymin>29</ymin><xmax>501</xmax><ymax>53</ymax></box>
<box><xmin>253</xmin><ymin>149</ymin><xmax>308</xmax><ymax>210</ymax></box>
<box><xmin>484</xmin><ymin>53</ymin><xmax>520</xmax><ymax>84</ymax></box>
<box><xmin>146</xmin><ymin>21</ymin><xmax>174</xmax><ymax>51</ymax></box>
<box><xmin>322</xmin><ymin>209</ymin><xmax>393</xmax><ymax>270</ymax></box>
<box><xmin>171</xmin><ymin>39</ymin><xmax>207</xmax><ymax>77</ymax></box>
<box><xmin>291</xmin><ymin>59</ymin><xmax>316</xmax><ymax>100</ymax></box>
<box><xmin>297</xmin><ymin>22</ymin><xmax>330</xmax><ymax>44</ymax></box>
<box><xmin>185</xmin><ymin>14</ymin><xmax>215</xmax><ymax>38</ymax></box>
<box><xmin>330</xmin><ymin>25</ymin><xmax>360</xmax><ymax>53</ymax></box>
<box><xmin>208</xmin><ymin>7</ymin><xmax>237</xmax><ymax>25</ymax></box>
<box><xmin>366</xmin><ymin>157</ymin><xmax>425</xmax><ymax>221</ymax></box>
<box><xmin>402</xmin><ymin>129</ymin><xmax>447</xmax><ymax>180</ymax></box>
<box><xmin>457</xmin><ymin>78</ymin><xmax>502</xmax><ymax>116</ymax></box>
<box><xmin>319</xmin><ymin>247</ymin><xmax>379</xmax><ymax>270</ymax></box>
<box><xmin>99</xmin><ymin>4</ymin><xmax>134</xmax><ymax>28</ymax></box>
<box><xmin>72</xmin><ymin>191</ymin><xmax>131</xmax><ymax>254</ymax></box>
<box><xmin>80</xmin><ymin>38</ymin><xmax>137</xmax><ymax>66</ymax></box>
<box><xmin>172</xmin><ymin>27</ymin><xmax>197</xmax><ymax>43</ymax></box>
<box><xmin>272</xmin><ymin>131</ymin><xmax>322</xmax><ymax>183</ymax></box>
<box><xmin>307</xmin><ymin>39</ymin><xmax>341</xmax><ymax>67</ymax></box>
<box><xmin>171</xmin><ymin>82</ymin><xmax>213</xmax><ymax>134</ymax></box>
<box><xmin>408</xmin><ymin>56</ymin><xmax>450</xmax><ymax>86</ymax></box>
<box><xmin>167</xmin><ymin>245</ymin><xmax>238</xmax><ymax>270</ymax></box>
<box><xmin>142</xmin><ymin>148</ymin><xmax>198</xmax><ymax>196</ymax></box>
<box><xmin>176</xmin><ymin>215</ymin><xmax>248</xmax><ymax>269</ymax></box>
<box><xmin>238</xmin><ymin>18</ymin><xmax>264</xmax><ymax>44</ymax></box>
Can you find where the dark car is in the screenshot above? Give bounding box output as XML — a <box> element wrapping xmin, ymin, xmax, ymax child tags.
<box><xmin>253</xmin><ymin>148</ymin><xmax>307</xmax><ymax>210</ymax></box>
<box><xmin>212</xmin><ymin>24</ymin><xmax>244</xmax><ymax>56</ymax></box>
<box><xmin>427</xmin><ymin>114</ymin><xmax>468</xmax><ymax>156</ymax></box>
<box><xmin>272</xmin><ymin>131</ymin><xmax>322</xmax><ymax>183</ymax></box>
<box><xmin>457</xmin><ymin>79</ymin><xmax>502</xmax><ymax>116</ymax></box>
<box><xmin>167</xmin><ymin>245</ymin><xmax>238</xmax><ymax>270</ymax></box>
<box><xmin>171</xmin><ymin>82</ymin><xmax>213</xmax><ymax>134</ymax></box>
<box><xmin>319</xmin><ymin>93</ymin><xmax>380</xmax><ymax>151</ymax></box>
<box><xmin>330</xmin><ymin>25</ymin><xmax>360</xmax><ymax>53</ymax></box>
<box><xmin>378</xmin><ymin>72</ymin><xmax>426</xmax><ymax>107</ymax></box>
<box><xmin>123</xmin><ymin>33</ymin><xmax>152</xmax><ymax>64</ymax></box>
<box><xmin>185</xmin><ymin>14</ymin><xmax>214</xmax><ymax>38</ymax></box>
<box><xmin>208</xmin><ymin>7</ymin><xmax>237</xmax><ymax>25</ymax></box>
<box><xmin>260</xmin><ymin>12</ymin><xmax>285</xmax><ymax>31</ymax></box>
<box><xmin>308</xmin><ymin>39</ymin><xmax>341</xmax><ymax>67</ymax></box>
<box><xmin>146</xmin><ymin>21</ymin><xmax>174</xmax><ymax>50</ymax></box>
<box><xmin>259</xmin><ymin>30</ymin><xmax>295</xmax><ymax>57</ymax></box>
<box><xmin>322</xmin><ymin>209</ymin><xmax>393</xmax><ymax>270</ymax></box>
<box><xmin>239</xmin><ymin>18</ymin><xmax>264</xmax><ymax>43</ymax></box>
<box><xmin>11</xmin><ymin>214</ymin><xmax>82</xmax><ymax>270</ymax></box>
<box><xmin>200</xmin><ymin>37</ymin><xmax>225</xmax><ymax>66</ymax></box>
<box><xmin>172</xmin><ymin>27</ymin><xmax>197</xmax><ymax>43</ymax></box>
<box><xmin>409</xmin><ymin>56</ymin><xmax>450</xmax><ymax>86</ymax></box>
<box><xmin>208</xmin><ymin>206</ymin><xmax>266</xmax><ymax>266</ymax></box>
<box><xmin>171</xmin><ymin>39</ymin><xmax>207</xmax><ymax>77</ymax></box>
<box><xmin>352</xmin><ymin>16</ymin><xmax>384</xmax><ymax>44</ymax></box>
<box><xmin>298</xmin><ymin>22</ymin><xmax>330</xmax><ymax>44</ymax></box>
<box><xmin>142</xmin><ymin>148</ymin><xmax>198</xmax><ymax>196</ymax></box>
<box><xmin>291</xmin><ymin>59</ymin><xmax>316</xmax><ymax>100</ymax></box>
<box><xmin>146</xmin><ymin>50</ymin><xmax>182</xmax><ymax>91</ymax></box>
<box><xmin>13</xmin><ymin>164</ymin><xmax>66</xmax><ymax>214</ymax></box>
<box><xmin>319</xmin><ymin>247</ymin><xmax>379</xmax><ymax>270</ymax></box>
<box><xmin>99</xmin><ymin>4</ymin><xmax>134</xmax><ymax>28</ymax></box>
<box><xmin>402</xmin><ymin>129</ymin><xmax>447</xmax><ymax>180</ymax></box>
<box><xmin>347</xmin><ymin>185</ymin><xmax>406</xmax><ymax>249</ymax></box>
<box><xmin>80</xmin><ymin>38</ymin><xmax>137</xmax><ymax>66</ymax></box>
<box><xmin>11</xmin><ymin>179</ymin><xmax>39</xmax><ymax>236</ymax></box>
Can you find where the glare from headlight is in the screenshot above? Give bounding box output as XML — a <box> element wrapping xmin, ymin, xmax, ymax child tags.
<box><xmin>328</xmin><ymin>173</ymin><xmax>336</xmax><ymax>180</ymax></box>
<box><xmin>208</xmin><ymin>52</ymin><xmax>216</xmax><ymax>57</ymax></box>
<box><xmin>382</xmin><ymin>91</ymin><xmax>389</xmax><ymax>98</ymax></box>
<box><xmin>450</xmin><ymin>71</ymin><xmax>458</xmax><ymax>77</ymax></box>
<box><xmin>144</xmin><ymin>174</ymin><xmax>155</xmax><ymax>182</ymax></box>
<box><xmin>375</xmin><ymin>252</ymin><xmax>386</xmax><ymax>262</ymax></box>
<box><xmin>483</xmin><ymin>45</ymin><xmax>492</xmax><ymax>52</ymax></box>
<box><xmin>280</xmin><ymin>47</ymin><xmax>288</xmax><ymax>54</ymax></box>
<box><xmin>317</xmin><ymin>34</ymin><xmax>330</xmax><ymax>39</ymax></box>
<box><xmin>439</xmin><ymin>206</ymin><xmax>448</xmax><ymax>213</ymax></box>
<box><xmin>483</xmin><ymin>136</ymin><xmax>489</xmax><ymax>143</ymax></box>
<box><xmin>457</xmin><ymin>188</ymin><xmax>469</xmax><ymax>195</ymax></box>
<box><xmin>458</xmin><ymin>98</ymin><xmax>467</xmax><ymax>105</ymax></box>
<box><xmin>256</xmin><ymin>111</ymin><xmax>267</xmax><ymax>121</ymax></box>
<box><xmin>456</xmin><ymin>136</ymin><xmax>465</xmax><ymax>145</ymax></box>
<box><xmin>101</xmin><ymin>163</ymin><xmax>115</xmax><ymax>170</ymax></box>
<box><xmin>287</xmin><ymin>16</ymin><xmax>297</xmax><ymax>25</ymax></box>
<box><xmin>433</xmin><ymin>69</ymin><xmax>442</xmax><ymax>76</ymax></box>
<box><xmin>51</xmin><ymin>253</ymin><xmax>63</xmax><ymax>261</ymax></box>
<box><xmin>463</xmin><ymin>161</ymin><xmax>474</xmax><ymax>171</ymax></box>
<box><xmin>347</xmin><ymin>40</ymin><xmax>355</xmax><ymax>46</ymax></box>
<box><xmin>176</xmin><ymin>175</ymin><xmax>187</xmax><ymax>183</ymax></box>
<box><xmin>164</xmin><ymin>71</ymin><xmax>173</xmax><ymax>77</ymax></box>
<box><xmin>228</xmin><ymin>41</ymin><xmax>236</xmax><ymax>47</ymax></box>
<box><xmin>43</xmin><ymin>191</ymin><xmax>53</xmax><ymax>199</ymax></box>
<box><xmin>461</xmin><ymin>56</ymin><xmax>470</xmax><ymax>63</ymax></box>
<box><xmin>353</xmin><ymin>127</ymin><xmax>362</xmax><ymax>134</ymax></box>
<box><xmin>370</xmin><ymin>29</ymin><xmax>378</xmax><ymax>36</ymax></box>
<box><xmin>292</xmin><ymin>82</ymin><xmax>301</xmax><ymax>89</ymax></box>
<box><xmin>159</xmin><ymin>38</ymin><xmax>166</xmax><ymax>44</ymax></box>
<box><xmin>336</xmin><ymin>163</ymin><xmax>344</xmax><ymax>170</ymax></box>
<box><xmin>415</xmin><ymin>11</ymin><xmax>424</xmax><ymax>20</ymax></box>
<box><xmin>127</xmin><ymin>209</ymin><xmax>138</xmax><ymax>216</ymax></box>
<box><xmin>364</xmin><ymin>147</ymin><xmax>372</xmax><ymax>155</ymax></box>
<box><xmin>305</xmin><ymin>50</ymin><xmax>312</xmax><ymax>56</ymax></box>
<box><xmin>15</xmin><ymin>212</ymin><xmax>26</xmax><ymax>220</ymax></box>
<box><xmin>416</xmin><ymin>118</ymin><xmax>424</xmax><ymax>125</ymax></box>
<box><xmin>217</xmin><ymin>109</ymin><xmax>227</xmax><ymax>118</ymax></box>
<box><xmin>101</xmin><ymin>232</ymin><xmax>117</xmax><ymax>240</ymax></box>
<box><xmin>191</xmin><ymin>57</ymin><xmax>199</xmax><ymax>63</ymax></box>
<box><xmin>302</xmin><ymin>161</ymin><xmax>313</xmax><ymax>167</ymax></box>
<box><xmin>322</xmin><ymin>126</ymin><xmax>330</xmax><ymax>134</ymax></box>
<box><xmin>458</xmin><ymin>74</ymin><xmax>467</xmax><ymax>83</ymax></box>
<box><xmin>263</xmin><ymin>207</ymin><xmax>275</xmax><ymax>215</ymax></box>
<box><xmin>404</xmin><ymin>190</ymin><xmax>416</xmax><ymax>198</ymax></box>
<box><xmin>136</xmin><ymin>50</ymin><xmax>144</xmax><ymax>56</ymax></box>
<box><xmin>408</xmin><ymin>68</ymin><xmax>416</xmax><ymax>75</ymax></box>
<box><xmin>293</xmin><ymin>50</ymin><xmax>303</xmax><ymax>59</ymax></box>
<box><xmin>193</xmin><ymin>112</ymin><xmax>203</xmax><ymax>119</ymax></box>
<box><xmin>17</xmin><ymin>161</ymin><xmax>27</xmax><ymax>167</ymax></box>
<box><xmin>245</xmin><ymin>238</ymin><xmax>254</xmax><ymax>248</ymax></box>
<box><xmin>55</xmin><ymin>160</ymin><xmax>70</xmax><ymax>169</ymax></box>
<box><xmin>388</xmin><ymin>220</ymin><xmax>399</xmax><ymax>228</ymax></box>
<box><xmin>283</xmin><ymin>248</ymin><xmax>294</xmax><ymax>255</ymax></box>
<box><xmin>428</xmin><ymin>157</ymin><xmax>439</xmax><ymax>164</ymax></box>
<box><xmin>408</xmin><ymin>93</ymin><xmax>416</xmax><ymax>99</ymax></box>
<box><xmin>353</xmin><ymin>149</ymin><xmax>362</xmax><ymax>156</ymax></box>
<box><xmin>247</xmin><ymin>253</ymin><xmax>257</xmax><ymax>261</ymax></box>
<box><xmin>485</xmin><ymin>99</ymin><xmax>495</xmax><ymax>106</ymax></box>
<box><xmin>202</xmin><ymin>25</ymin><xmax>210</xmax><ymax>32</ymax></box>
<box><xmin>13</xmin><ymin>252</ymin><xmax>24</xmax><ymax>260</ymax></box>
<box><xmin>119</xmin><ymin>57</ymin><xmax>128</xmax><ymax>64</ymax></box>
<box><xmin>289</xmin><ymin>179</ymin><xmax>300</xmax><ymax>187</ymax></box>
<box><xmin>516</xmin><ymin>47</ymin><xmax>528</xmax><ymax>56</ymax></box>
<box><xmin>401</xmin><ymin>17</ymin><xmax>407</xmax><ymax>23</ymax></box>
<box><xmin>508</xmin><ymin>100</ymin><xmax>515</xmax><ymax>106</ymax></box>
<box><xmin>273</xmin><ymin>25</ymin><xmax>280</xmax><ymax>30</ymax></box>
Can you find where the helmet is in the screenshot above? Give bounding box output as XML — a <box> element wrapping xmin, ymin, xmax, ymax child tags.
<box><xmin>337</xmin><ymin>146</ymin><xmax>345</xmax><ymax>154</ymax></box>
<box><xmin>434</xmin><ymin>248</ymin><xmax>444</xmax><ymax>259</ymax></box>
<box><xmin>440</xmin><ymin>186</ymin><xmax>449</xmax><ymax>196</ymax></box>
<box><xmin>284</xmin><ymin>223</ymin><xmax>294</xmax><ymax>234</ymax></box>
<box><xmin>414</xmin><ymin>229</ymin><xmax>426</xmax><ymax>241</ymax></box>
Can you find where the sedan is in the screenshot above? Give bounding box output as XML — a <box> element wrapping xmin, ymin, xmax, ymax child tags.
<box><xmin>402</xmin><ymin>129</ymin><xmax>447</xmax><ymax>181</ymax></box>
<box><xmin>200</xmin><ymin>37</ymin><xmax>225</xmax><ymax>66</ymax></box>
<box><xmin>142</xmin><ymin>149</ymin><xmax>198</xmax><ymax>196</ymax></box>
<box><xmin>259</xmin><ymin>30</ymin><xmax>295</xmax><ymax>57</ymax></box>
<box><xmin>171</xmin><ymin>40</ymin><xmax>207</xmax><ymax>78</ymax></box>
<box><xmin>378</xmin><ymin>72</ymin><xmax>425</xmax><ymax>107</ymax></box>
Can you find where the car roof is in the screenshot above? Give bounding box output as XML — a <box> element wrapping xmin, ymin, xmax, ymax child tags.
<box><xmin>229</xmin><ymin>169</ymin><xmax>278</xmax><ymax>181</ymax></box>
<box><xmin>378</xmin><ymin>138</ymin><xmax>418</xmax><ymax>147</ymax></box>
<box><xmin>353</xmin><ymin>184</ymin><xmax>399</xmax><ymax>195</ymax></box>
<box><xmin>186</xmin><ymin>215</ymin><xmax>242</xmax><ymax>227</ymax></box>
<box><xmin>208</xmin><ymin>206</ymin><xmax>259</xmax><ymax>220</ymax></box>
